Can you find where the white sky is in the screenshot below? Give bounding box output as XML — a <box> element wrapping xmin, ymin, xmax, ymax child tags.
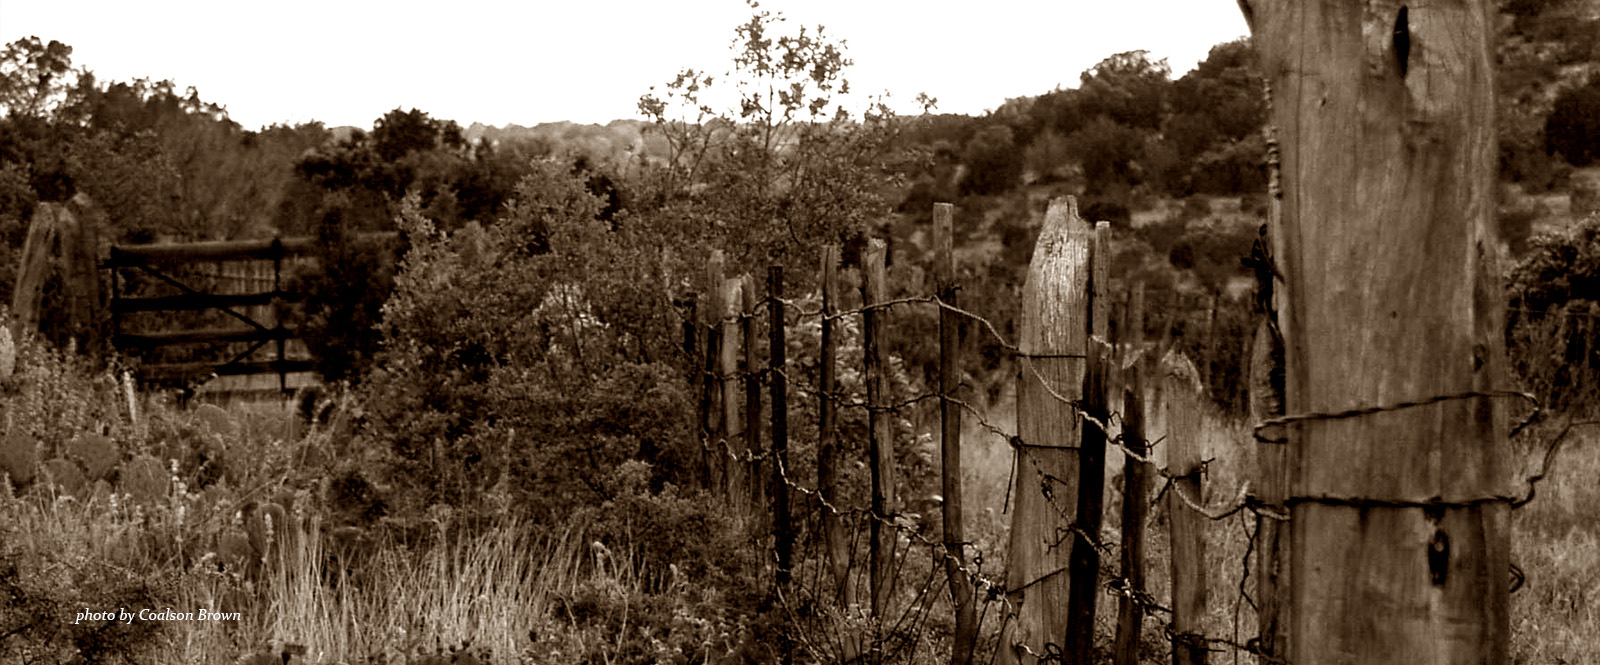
<box><xmin>1</xmin><ymin>0</ymin><xmax>1250</xmax><ymax>131</ymax></box>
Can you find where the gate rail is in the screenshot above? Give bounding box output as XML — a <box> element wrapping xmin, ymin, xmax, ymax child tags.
<box><xmin>105</xmin><ymin>233</ymin><xmax>397</xmax><ymax>395</ymax></box>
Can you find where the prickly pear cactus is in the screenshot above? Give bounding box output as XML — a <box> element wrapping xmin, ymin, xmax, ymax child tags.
<box><xmin>69</xmin><ymin>433</ymin><xmax>118</xmax><ymax>482</ymax></box>
<box><xmin>217</xmin><ymin>530</ymin><xmax>254</xmax><ymax>573</ymax></box>
<box><xmin>0</xmin><ymin>432</ymin><xmax>37</xmax><ymax>487</ymax></box>
<box><xmin>89</xmin><ymin>479</ymin><xmax>111</xmax><ymax>504</ymax></box>
<box><xmin>120</xmin><ymin>455</ymin><xmax>170</xmax><ymax>505</ymax></box>
<box><xmin>194</xmin><ymin>404</ymin><xmax>236</xmax><ymax>439</ymax></box>
<box><xmin>40</xmin><ymin>458</ymin><xmax>86</xmax><ymax>497</ymax></box>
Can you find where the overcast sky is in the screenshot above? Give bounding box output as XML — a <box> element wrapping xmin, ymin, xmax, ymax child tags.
<box><xmin>2</xmin><ymin>0</ymin><xmax>1251</xmax><ymax>131</ymax></box>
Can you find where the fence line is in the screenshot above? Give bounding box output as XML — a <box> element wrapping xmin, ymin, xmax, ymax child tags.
<box><xmin>682</xmin><ymin>198</ymin><xmax>1573</xmax><ymax>665</ymax></box>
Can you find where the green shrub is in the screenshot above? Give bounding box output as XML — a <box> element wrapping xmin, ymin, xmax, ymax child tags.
<box><xmin>358</xmin><ymin>165</ymin><xmax>695</xmax><ymax>519</ymax></box>
<box><xmin>1506</xmin><ymin>213</ymin><xmax>1600</xmax><ymax>414</ymax></box>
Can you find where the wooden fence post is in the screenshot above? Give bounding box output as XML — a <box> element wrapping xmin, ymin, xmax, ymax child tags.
<box><xmin>1063</xmin><ymin>221</ymin><xmax>1111</xmax><ymax>665</ymax></box>
<box><xmin>61</xmin><ymin>198</ymin><xmax>103</xmax><ymax>352</ymax></box>
<box><xmin>934</xmin><ymin>203</ymin><xmax>977</xmax><ymax>664</ymax></box>
<box><xmin>9</xmin><ymin>203</ymin><xmax>62</xmax><ymax>339</ymax></box>
<box><xmin>1163</xmin><ymin>350</ymin><xmax>1207</xmax><ymax>665</ymax></box>
<box><xmin>768</xmin><ymin>266</ymin><xmax>792</xmax><ymax>588</ymax></box>
<box><xmin>743</xmin><ymin>273</ymin><xmax>765</xmax><ymax>521</ymax></box>
<box><xmin>1113</xmin><ymin>284</ymin><xmax>1148</xmax><ymax>665</ymax></box>
<box><xmin>863</xmin><ymin>238</ymin><xmax>895</xmax><ymax>620</ymax></box>
<box><xmin>1245</xmin><ymin>1</ymin><xmax>1508</xmax><ymax>662</ymax></box>
<box><xmin>721</xmin><ymin>276</ymin><xmax>745</xmax><ymax>506</ymax></box>
<box><xmin>703</xmin><ymin>251</ymin><xmax>727</xmax><ymax>492</ymax></box>
<box><xmin>1000</xmin><ymin>197</ymin><xmax>1091</xmax><ymax>665</ymax></box>
<box><xmin>819</xmin><ymin>245</ymin><xmax>850</xmax><ymax>604</ymax></box>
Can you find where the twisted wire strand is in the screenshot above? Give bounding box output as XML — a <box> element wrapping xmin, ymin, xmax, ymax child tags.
<box><xmin>692</xmin><ymin>280</ymin><xmax>1573</xmax><ymax>664</ymax></box>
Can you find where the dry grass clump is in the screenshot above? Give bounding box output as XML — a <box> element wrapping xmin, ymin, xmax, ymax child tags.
<box><xmin>1509</xmin><ymin>422</ymin><xmax>1600</xmax><ymax>664</ymax></box>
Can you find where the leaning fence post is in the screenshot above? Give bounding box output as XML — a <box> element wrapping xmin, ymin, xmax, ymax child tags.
<box><xmin>1000</xmin><ymin>197</ymin><xmax>1091</xmax><ymax>665</ymax></box>
<box><xmin>721</xmin><ymin>276</ymin><xmax>746</xmax><ymax>506</ymax></box>
<box><xmin>863</xmin><ymin>238</ymin><xmax>896</xmax><ymax>621</ymax></box>
<box><xmin>9</xmin><ymin>203</ymin><xmax>62</xmax><ymax>339</ymax></box>
<box><xmin>1063</xmin><ymin>221</ymin><xmax>1111</xmax><ymax>665</ymax></box>
<box><xmin>1113</xmin><ymin>284</ymin><xmax>1148</xmax><ymax>665</ymax></box>
<box><xmin>1163</xmin><ymin>350</ymin><xmax>1208</xmax><ymax>665</ymax></box>
<box><xmin>819</xmin><ymin>245</ymin><xmax>850</xmax><ymax>605</ymax></box>
<box><xmin>934</xmin><ymin>203</ymin><xmax>978</xmax><ymax>665</ymax></box>
<box><xmin>768</xmin><ymin>266</ymin><xmax>792</xmax><ymax>588</ymax></box>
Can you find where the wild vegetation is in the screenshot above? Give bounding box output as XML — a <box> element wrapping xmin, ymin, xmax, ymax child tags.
<box><xmin>4</xmin><ymin>0</ymin><xmax>1600</xmax><ymax>663</ymax></box>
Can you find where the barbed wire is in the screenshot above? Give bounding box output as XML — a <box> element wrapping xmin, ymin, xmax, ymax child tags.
<box><xmin>1252</xmin><ymin>389</ymin><xmax>1538</xmax><ymax>443</ymax></box>
<box><xmin>686</xmin><ymin>276</ymin><xmax>1582</xmax><ymax>665</ymax></box>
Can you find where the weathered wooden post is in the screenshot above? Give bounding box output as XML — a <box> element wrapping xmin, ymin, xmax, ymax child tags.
<box><xmin>934</xmin><ymin>203</ymin><xmax>977</xmax><ymax>664</ymax></box>
<box><xmin>1063</xmin><ymin>221</ymin><xmax>1111</xmax><ymax>665</ymax></box>
<box><xmin>9</xmin><ymin>204</ymin><xmax>61</xmax><ymax>339</ymax></box>
<box><xmin>1000</xmin><ymin>197</ymin><xmax>1090</xmax><ymax>665</ymax></box>
<box><xmin>1243</xmin><ymin>0</ymin><xmax>1509</xmax><ymax>662</ymax></box>
<box><xmin>721</xmin><ymin>276</ymin><xmax>745</xmax><ymax>505</ymax></box>
<box><xmin>744</xmin><ymin>273</ymin><xmax>765</xmax><ymax>520</ymax></box>
<box><xmin>62</xmin><ymin>196</ymin><xmax>103</xmax><ymax>352</ymax></box>
<box><xmin>1163</xmin><ymin>350</ymin><xmax>1208</xmax><ymax>665</ymax></box>
<box><xmin>1113</xmin><ymin>283</ymin><xmax>1148</xmax><ymax>665</ymax></box>
<box><xmin>703</xmin><ymin>250</ymin><xmax>727</xmax><ymax>492</ymax></box>
<box><xmin>819</xmin><ymin>245</ymin><xmax>850</xmax><ymax>604</ymax></box>
<box><xmin>863</xmin><ymin>238</ymin><xmax>896</xmax><ymax>620</ymax></box>
<box><xmin>768</xmin><ymin>266</ymin><xmax>793</xmax><ymax>588</ymax></box>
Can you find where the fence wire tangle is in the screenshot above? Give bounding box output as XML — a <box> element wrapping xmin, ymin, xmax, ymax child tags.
<box><xmin>685</xmin><ymin>249</ymin><xmax>1571</xmax><ymax>665</ymax></box>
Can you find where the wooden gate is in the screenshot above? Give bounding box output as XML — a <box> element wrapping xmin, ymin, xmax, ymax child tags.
<box><xmin>107</xmin><ymin>237</ymin><xmax>317</xmax><ymax>397</ymax></box>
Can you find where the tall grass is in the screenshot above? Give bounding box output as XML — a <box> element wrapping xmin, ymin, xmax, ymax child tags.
<box><xmin>4</xmin><ymin>480</ymin><xmax>601</xmax><ymax>664</ymax></box>
<box><xmin>1509</xmin><ymin>421</ymin><xmax>1600</xmax><ymax>664</ymax></box>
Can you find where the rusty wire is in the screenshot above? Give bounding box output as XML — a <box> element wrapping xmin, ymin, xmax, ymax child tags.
<box><xmin>691</xmin><ymin>280</ymin><xmax>1579</xmax><ymax>665</ymax></box>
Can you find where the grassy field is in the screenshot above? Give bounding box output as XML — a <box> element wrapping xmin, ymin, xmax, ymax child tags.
<box><xmin>3</xmin><ymin>335</ymin><xmax>1598</xmax><ymax>664</ymax></box>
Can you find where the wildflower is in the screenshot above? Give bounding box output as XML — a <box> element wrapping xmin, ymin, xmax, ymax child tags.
<box><xmin>0</xmin><ymin>326</ymin><xmax>14</xmax><ymax>380</ymax></box>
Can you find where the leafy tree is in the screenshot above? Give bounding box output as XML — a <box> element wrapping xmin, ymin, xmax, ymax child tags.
<box><xmin>1169</xmin><ymin>39</ymin><xmax>1263</xmax><ymax>144</ymax></box>
<box><xmin>1546</xmin><ymin>76</ymin><xmax>1600</xmax><ymax>167</ymax></box>
<box><xmin>1022</xmin><ymin>128</ymin><xmax>1072</xmax><ymax>183</ymax></box>
<box><xmin>1076</xmin><ymin>51</ymin><xmax>1171</xmax><ymax>132</ymax></box>
<box><xmin>66</xmin><ymin>128</ymin><xmax>180</xmax><ymax>243</ymax></box>
<box><xmin>1162</xmin><ymin>39</ymin><xmax>1267</xmax><ymax>195</ymax></box>
<box><xmin>372</xmin><ymin>108</ymin><xmax>458</xmax><ymax>162</ymax></box>
<box><xmin>1028</xmin><ymin>88</ymin><xmax>1087</xmax><ymax>141</ymax></box>
<box><xmin>290</xmin><ymin>200</ymin><xmax>401</xmax><ymax>384</ymax></box>
<box><xmin>1067</xmin><ymin>116</ymin><xmax>1146</xmax><ymax>196</ymax></box>
<box><xmin>0</xmin><ymin>38</ymin><xmax>90</xmax><ymax>202</ymax></box>
<box><xmin>636</xmin><ymin>0</ymin><xmax>910</xmax><ymax>274</ymax></box>
<box><xmin>74</xmin><ymin>78</ymin><xmax>295</xmax><ymax>240</ymax></box>
<box><xmin>960</xmin><ymin>123</ymin><xmax>1022</xmax><ymax>195</ymax></box>
<box><xmin>362</xmin><ymin>164</ymin><xmax>691</xmax><ymax>513</ymax></box>
<box><xmin>0</xmin><ymin>37</ymin><xmax>84</xmax><ymax>120</ymax></box>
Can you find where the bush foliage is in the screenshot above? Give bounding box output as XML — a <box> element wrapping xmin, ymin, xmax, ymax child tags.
<box><xmin>1507</xmin><ymin>213</ymin><xmax>1600</xmax><ymax>414</ymax></box>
